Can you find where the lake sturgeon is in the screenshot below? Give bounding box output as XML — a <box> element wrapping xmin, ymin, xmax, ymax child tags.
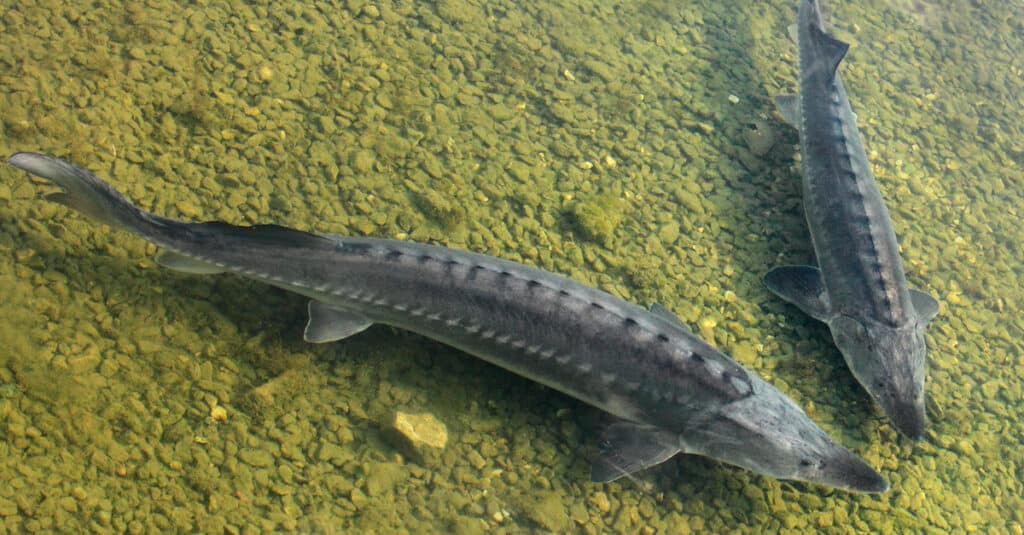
<box><xmin>768</xmin><ymin>0</ymin><xmax>939</xmax><ymax>439</ymax></box>
<box><xmin>8</xmin><ymin>152</ymin><xmax>887</xmax><ymax>492</ymax></box>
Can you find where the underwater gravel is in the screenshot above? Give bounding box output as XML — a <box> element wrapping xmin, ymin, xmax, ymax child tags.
<box><xmin>0</xmin><ymin>0</ymin><xmax>1022</xmax><ymax>532</ymax></box>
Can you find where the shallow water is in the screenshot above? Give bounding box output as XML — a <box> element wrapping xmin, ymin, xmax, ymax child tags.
<box><xmin>0</xmin><ymin>0</ymin><xmax>1021</xmax><ymax>532</ymax></box>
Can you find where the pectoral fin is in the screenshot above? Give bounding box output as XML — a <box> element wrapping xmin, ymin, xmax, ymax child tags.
<box><xmin>774</xmin><ymin>94</ymin><xmax>800</xmax><ymax>128</ymax></box>
<box><xmin>304</xmin><ymin>301</ymin><xmax>373</xmax><ymax>343</ymax></box>
<box><xmin>763</xmin><ymin>265</ymin><xmax>831</xmax><ymax>321</ymax></box>
<box><xmin>910</xmin><ymin>289</ymin><xmax>939</xmax><ymax>323</ymax></box>
<box><xmin>155</xmin><ymin>250</ymin><xmax>228</xmax><ymax>274</ymax></box>
<box><xmin>649</xmin><ymin>303</ymin><xmax>694</xmax><ymax>334</ymax></box>
<box><xmin>591</xmin><ymin>421</ymin><xmax>680</xmax><ymax>483</ymax></box>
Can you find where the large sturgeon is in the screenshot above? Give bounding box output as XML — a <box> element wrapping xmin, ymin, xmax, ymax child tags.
<box><xmin>768</xmin><ymin>0</ymin><xmax>939</xmax><ymax>440</ymax></box>
<box><xmin>8</xmin><ymin>152</ymin><xmax>887</xmax><ymax>492</ymax></box>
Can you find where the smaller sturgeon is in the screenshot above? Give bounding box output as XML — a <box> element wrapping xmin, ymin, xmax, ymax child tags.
<box><xmin>8</xmin><ymin>152</ymin><xmax>888</xmax><ymax>492</ymax></box>
<box><xmin>768</xmin><ymin>0</ymin><xmax>939</xmax><ymax>439</ymax></box>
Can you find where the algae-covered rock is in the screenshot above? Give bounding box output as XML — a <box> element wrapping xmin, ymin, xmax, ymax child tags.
<box><xmin>365</xmin><ymin>462</ymin><xmax>406</xmax><ymax>497</ymax></box>
<box><xmin>449</xmin><ymin>515</ymin><xmax>483</xmax><ymax>535</ymax></box>
<box><xmin>517</xmin><ymin>490</ymin><xmax>569</xmax><ymax>532</ymax></box>
<box><xmin>658</xmin><ymin>221</ymin><xmax>680</xmax><ymax>245</ymax></box>
<box><xmin>742</xmin><ymin>118</ymin><xmax>776</xmax><ymax>156</ymax></box>
<box><xmin>238</xmin><ymin>368</ymin><xmax>310</xmax><ymax>420</ymax></box>
<box><xmin>352</xmin><ymin>149</ymin><xmax>376</xmax><ymax>173</ymax></box>
<box><xmin>671</xmin><ymin>185</ymin><xmax>705</xmax><ymax>216</ymax></box>
<box><xmin>315</xmin><ymin>440</ymin><xmax>350</xmax><ymax>466</ymax></box>
<box><xmin>0</xmin><ymin>498</ymin><xmax>17</xmax><ymax>517</ymax></box>
<box><xmin>572</xmin><ymin>192</ymin><xmax>625</xmax><ymax>247</ymax></box>
<box><xmin>238</xmin><ymin>447</ymin><xmax>275</xmax><ymax>468</ymax></box>
<box><xmin>414</xmin><ymin>189</ymin><xmax>466</xmax><ymax>229</ymax></box>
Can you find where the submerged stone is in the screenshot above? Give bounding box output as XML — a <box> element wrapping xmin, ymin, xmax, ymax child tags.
<box><xmin>742</xmin><ymin>118</ymin><xmax>776</xmax><ymax>156</ymax></box>
<box><xmin>388</xmin><ymin>411</ymin><xmax>448</xmax><ymax>464</ymax></box>
<box><xmin>572</xmin><ymin>192</ymin><xmax>624</xmax><ymax>247</ymax></box>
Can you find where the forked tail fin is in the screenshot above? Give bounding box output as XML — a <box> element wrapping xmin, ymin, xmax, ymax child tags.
<box><xmin>8</xmin><ymin>152</ymin><xmax>334</xmax><ymax>259</ymax></box>
<box><xmin>8</xmin><ymin>152</ymin><xmax>154</xmax><ymax>234</ymax></box>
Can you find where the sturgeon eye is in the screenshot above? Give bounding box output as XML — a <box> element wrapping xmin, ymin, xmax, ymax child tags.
<box><xmin>798</xmin><ymin>459</ymin><xmax>812</xmax><ymax>468</ymax></box>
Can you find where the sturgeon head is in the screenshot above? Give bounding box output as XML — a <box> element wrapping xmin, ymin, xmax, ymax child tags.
<box><xmin>829</xmin><ymin>312</ymin><xmax>932</xmax><ymax>440</ymax></box>
<box><xmin>764</xmin><ymin>265</ymin><xmax>940</xmax><ymax>441</ymax></box>
<box><xmin>684</xmin><ymin>375</ymin><xmax>889</xmax><ymax>493</ymax></box>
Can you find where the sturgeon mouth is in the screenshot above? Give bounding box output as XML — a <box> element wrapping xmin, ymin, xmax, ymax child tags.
<box><xmin>816</xmin><ymin>446</ymin><xmax>890</xmax><ymax>493</ymax></box>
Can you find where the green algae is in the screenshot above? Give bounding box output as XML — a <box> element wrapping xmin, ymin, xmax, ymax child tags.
<box><xmin>572</xmin><ymin>192</ymin><xmax>626</xmax><ymax>247</ymax></box>
<box><xmin>413</xmin><ymin>188</ymin><xmax>467</xmax><ymax>230</ymax></box>
<box><xmin>0</xmin><ymin>0</ymin><xmax>1021</xmax><ymax>533</ymax></box>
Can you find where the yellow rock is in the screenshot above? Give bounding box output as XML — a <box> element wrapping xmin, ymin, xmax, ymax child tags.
<box><xmin>210</xmin><ymin>405</ymin><xmax>227</xmax><ymax>421</ymax></box>
<box><xmin>393</xmin><ymin>411</ymin><xmax>448</xmax><ymax>449</ymax></box>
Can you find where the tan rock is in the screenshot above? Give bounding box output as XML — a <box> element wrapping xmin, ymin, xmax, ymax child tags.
<box><xmin>388</xmin><ymin>411</ymin><xmax>448</xmax><ymax>464</ymax></box>
<box><xmin>394</xmin><ymin>411</ymin><xmax>448</xmax><ymax>448</ymax></box>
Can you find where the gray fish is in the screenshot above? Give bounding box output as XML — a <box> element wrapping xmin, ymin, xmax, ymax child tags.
<box><xmin>768</xmin><ymin>0</ymin><xmax>939</xmax><ymax>440</ymax></box>
<box><xmin>8</xmin><ymin>152</ymin><xmax>888</xmax><ymax>493</ymax></box>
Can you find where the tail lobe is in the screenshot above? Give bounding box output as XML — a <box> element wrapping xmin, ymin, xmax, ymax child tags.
<box><xmin>8</xmin><ymin>152</ymin><xmax>148</xmax><ymax>232</ymax></box>
<box><xmin>8</xmin><ymin>152</ymin><xmax>334</xmax><ymax>255</ymax></box>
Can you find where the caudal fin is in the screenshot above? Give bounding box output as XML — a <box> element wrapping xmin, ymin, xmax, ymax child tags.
<box><xmin>8</xmin><ymin>152</ymin><xmax>150</xmax><ymax>233</ymax></box>
<box><xmin>9</xmin><ymin>152</ymin><xmax>335</xmax><ymax>260</ymax></box>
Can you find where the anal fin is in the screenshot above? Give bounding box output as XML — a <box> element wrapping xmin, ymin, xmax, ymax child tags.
<box><xmin>304</xmin><ymin>301</ymin><xmax>373</xmax><ymax>343</ymax></box>
<box><xmin>591</xmin><ymin>421</ymin><xmax>680</xmax><ymax>483</ymax></box>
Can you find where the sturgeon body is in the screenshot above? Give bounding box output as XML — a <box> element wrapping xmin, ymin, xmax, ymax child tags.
<box><xmin>767</xmin><ymin>0</ymin><xmax>938</xmax><ymax>439</ymax></box>
<box><xmin>8</xmin><ymin>152</ymin><xmax>887</xmax><ymax>492</ymax></box>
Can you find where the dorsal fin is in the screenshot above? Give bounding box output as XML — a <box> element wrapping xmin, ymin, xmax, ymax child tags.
<box><xmin>809</xmin><ymin>23</ymin><xmax>850</xmax><ymax>79</ymax></box>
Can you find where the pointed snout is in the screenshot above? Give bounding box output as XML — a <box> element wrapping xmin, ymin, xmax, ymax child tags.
<box><xmin>888</xmin><ymin>397</ymin><xmax>926</xmax><ymax>441</ymax></box>
<box><xmin>817</xmin><ymin>446</ymin><xmax>890</xmax><ymax>494</ymax></box>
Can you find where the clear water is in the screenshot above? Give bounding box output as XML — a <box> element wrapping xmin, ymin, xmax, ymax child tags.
<box><xmin>0</xmin><ymin>0</ymin><xmax>1020</xmax><ymax>532</ymax></box>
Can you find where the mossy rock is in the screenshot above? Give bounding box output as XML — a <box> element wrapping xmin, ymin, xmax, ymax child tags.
<box><xmin>414</xmin><ymin>189</ymin><xmax>466</xmax><ymax>229</ymax></box>
<box><xmin>571</xmin><ymin>192</ymin><xmax>625</xmax><ymax>247</ymax></box>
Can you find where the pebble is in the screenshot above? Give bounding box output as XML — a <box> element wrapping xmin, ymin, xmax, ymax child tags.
<box><xmin>466</xmin><ymin>450</ymin><xmax>487</xmax><ymax>470</ymax></box>
<box><xmin>393</xmin><ymin>411</ymin><xmax>448</xmax><ymax>449</ymax></box>
<box><xmin>238</xmin><ymin>448</ymin><xmax>275</xmax><ymax>468</ymax></box>
<box><xmin>316</xmin><ymin>441</ymin><xmax>347</xmax><ymax>464</ymax></box>
<box><xmin>352</xmin><ymin>150</ymin><xmax>376</xmax><ymax>173</ymax></box>
<box><xmin>210</xmin><ymin>406</ymin><xmax>227</xmax><ymax>421</ymax></box>
<box><xmin>175</xmin><ymin>200</ymin><xmax>201</xmax><ymax>218</ymax></box>
<box><xmin>350</xmin><ymin>488</ymin><xmax>368</xmax><ymax>508</ymax></box>
<box><xmin>522</xmin><ymin>491</ymin><xmax>568</xmax><ymax>532</ymax></box>
<box><xmin>0</xmin><ymin>498</ymin><xmax>17</xmax><ymax>516</ymax></box>
<box><xmin>742</xmin><ymin>118</ymin><xmax>776</xmax><ymax>156</ymax></box>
